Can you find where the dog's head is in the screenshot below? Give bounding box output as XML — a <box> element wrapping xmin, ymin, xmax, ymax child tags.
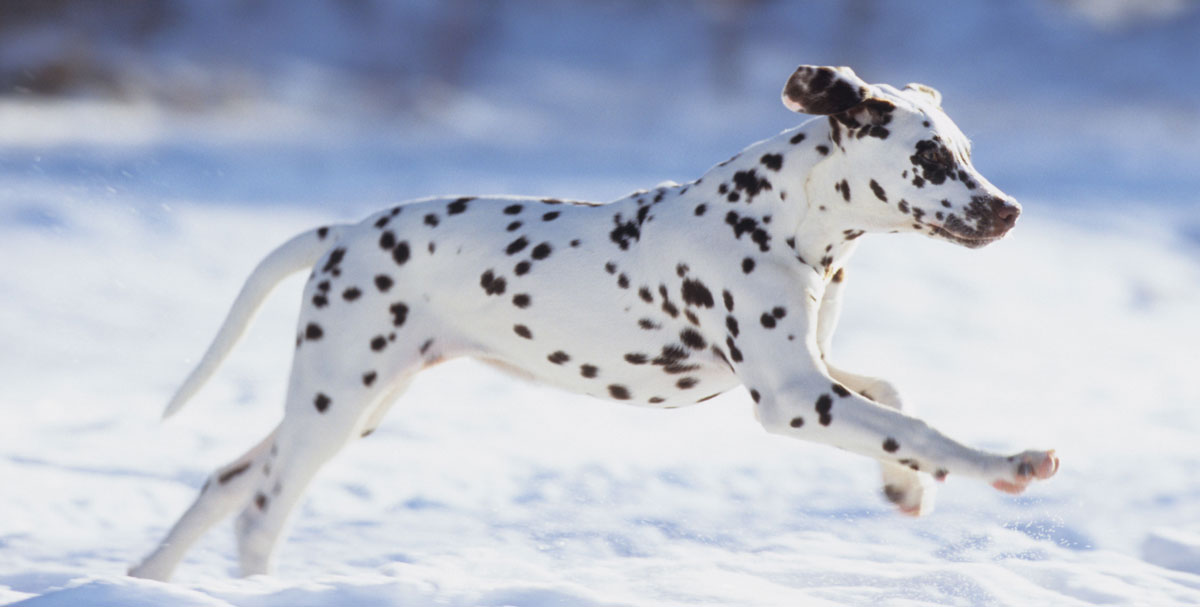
<box><xmin>782</xmin><ymin>65</ymin><xmax>1019</xmax><ymax>248</ymax></box>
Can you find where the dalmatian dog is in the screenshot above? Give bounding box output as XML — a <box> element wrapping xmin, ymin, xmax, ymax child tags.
<box><xmin>130</xmin><ymin>65</ymin><xmax>1059</xmax><ymax>581</ymax></box>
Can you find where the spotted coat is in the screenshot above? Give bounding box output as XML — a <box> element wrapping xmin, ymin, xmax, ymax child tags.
<box><xmin>130</xmin><ymin>65</ymin><xmax>1057</xmax><ymax>582</ymax></box>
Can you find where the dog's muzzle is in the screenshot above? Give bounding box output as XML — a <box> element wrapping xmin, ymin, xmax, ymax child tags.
<box><xmin>935</xmin><ymin>195</ymin><xmax>1021</xmax><ymax>248</ymax></box>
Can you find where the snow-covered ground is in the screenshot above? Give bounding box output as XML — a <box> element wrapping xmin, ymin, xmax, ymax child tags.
<box><xmin>2</xmin><ymin>3</ymin><xmax>1199</xmax><ymax>605</ymax></box>
<box><xmin>3</xmin><ymin>181</ymin><xmax>1199</xmax><ymax>606</ymax></box>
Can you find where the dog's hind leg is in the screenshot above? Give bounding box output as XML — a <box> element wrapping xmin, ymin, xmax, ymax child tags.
<box><xmin>128</xmin><ymin>426</ymin><xmax>280</xmax><ymax>581</ymax></box>
<box><xmin>230</xmin><ymin>374</ymin><xmax>412</xmax><ymax>577</ymax></box>
<box><xmin>231</xmin><ymin>322</ymin><xmax>431</xmax><ymax>576</ymax></box>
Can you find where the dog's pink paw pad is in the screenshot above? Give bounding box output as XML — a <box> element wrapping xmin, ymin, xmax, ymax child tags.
<box><xmin>992</xmin><ymin>450</ymin><xmax>1059</xmax><ymax>494</ymax></box>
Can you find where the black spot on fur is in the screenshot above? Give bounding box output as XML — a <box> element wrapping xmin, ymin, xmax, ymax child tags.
<box><xmin>816</xmin><ymin>145</ymin><xmax>829</xmax><ymax>155</ymax></box>
<box><xmin>624</xmin><ymin>353</ymin><xmax>648</xmax><ymax>365</ymax></box>
<box><xmin>731</xmin><ymin>169</ymin><xmax>772</xmax><ymax>202</ymax></box>
<box><xmin>342</xmin><ymin>287</ymin><xmax>361</xmax><ymax>302</ymax></box>
<box><xmin>542</xmin><ymin>211</ymin><xmax>560</xmax><ymax>221</ymax></box>
<box><xmin>680</xmin><ymin>279</ymin><xmax>714</xmax><ymax>308</ymax></box>
<box><xmin>617</xmin><ymin>274</ymin><xmax>630</xmax><ymax>289</ymax></box>
<box><xmin>480</xmin><ymin>270</ymin><xmax>507</xmax><ymax>296</ymax></box>
<box><xmin>318</xmin><ymin>226</ymin><xmax>330</xmax><ymax>239</ymax></box>
<box><xmin>790</xmin><ymin>132</ymin><xmax>806</xmax><ymax>144</ymax></box>
<box><xmin>514</xmin><ymin>324</ymin><xmax>533</xmax><ymax>339</ymax></box>
<box><xmin>741</xmin><ymin>258</ymin><xmax>755</xmax><ymax>274</ymax></box>
<box><xmin>676</xmin><ymin>377</ymin><xmax>699</xmax><ymax>389</ymax></box>
<box><xmin>362</xmin><ymin>371</ymin><xmax>377</xmax><ymax>387</ymax></box>
<box><xmin>392</xmin><ymin>242</ymin><xmax>410</xmax><ymax>265</ymax></box>
<box><xmin>609</xmin><ymin>214</ymin><xmax>641</xmax><ymax>250</ymax></box>
<box><xmin>636</xmin><ymin>205</ymin><xmax>651</xmax><ymax>225</ymax></box>
<box><xmin>694</xmin><ymin>204</ymin><xmax>707</xmax><ymax>216</ymax></box>
<box><xmin>724</xmin><ymin>211</ymin><xmax>771</xmax><ymax>252</ymax></box>
<box><xmin>507</xmin><ymin>221</ymin><xmax>522</xmax><ymax>232</ymax></box>
<box><xmin>832</xmin><ymin>383</ymin><xmax>851</xmax><ymax>398</ymax></box>
<box><xmin>790</xmin><ymin>417</ymin><xmax>804</xmax><ymax>428</ymax></box>
<box><xmin>580</xmin><ymin>364</ymin><xmax>599</xmax><ymax>378</ymax></box>
<box><xmin>447</xmin><ymin>197</ymin><xmax>473</xmax><ymax>215</ymax></box>
<box><xmin>663</xmin><ymin>362</ymin><xmax>699</xmax><ymax>375</ymax></box>
<box><xmin>218</xmin><ymin>462</ymin><xmax>250</xmax><ymax>484</ymax></box>
<box><xmin>815</xmin><ymin>394</ymin><xmax>833</xmax><ymax>426</ymax></box>
<box><xmin>883</xmin><ymin>438</ymin><xmax>900</xmax><ymax>453</ymax></box>
<box><xmin>389</xmin><ymin>302</ymin><xmax>408</xmax><ymax>327</ymax></box>
<box><xmin>653</xmin><ymin>344</ymin><xmax>688</xmax><ymax>366</ymax></box>
<box><xmin>514</xmin><ymin>261</ymin><xmax>531</xmax><ymax>276</ymax></box>
<box><xmin>424</xmin><ymin>214</ymin><xmax>439</xmax><ymax>227</ymax></box>
<box><xmin>255</xmin><ymin>493</ymin><xmax>268</xmax><ymax>511</ymax></box>
<box><xmin>420</xmin><ymin>339</ymin><xmax>434</xmax><ymax>355</ymax></box>
<box><xmin>314</xmin><ymin>393</ymin><xmax>331</xmax><ymax>413</ymax></box>
<box><xmin>638</xmin><ymin>318</ymin><xmax>660</xmax><ymax>330</ymax></box>
<box><xmin>379</xmin><ymin>231</ymin><xmax>396</xmax><ymax>250</ymax></box>
<box><xmin>869</xmin><ymin>179</ymin><xmax>888</xmax><ymax>202</ymax></box>
<box><xmin>608</xmin><ymin>385</ymin><xmax>631</xmax><ymax>400</ymax></box>
<box><xmin>374</xmin><ymin>274</ymin><xmax>393</xmax><ymax>292</ymax></box>
<box><xmin>504</xmin><ymin>204</ymin><xmax>523</xmax><ymax>215</ymax></box>
<box><xmin>322</xmin><ymin>248</ymin><xmax>346</xmax><ymax>274</ymax></box>
<box><xmin>722</xmin><ymin>290</ymin><xmax>734</xmax><ymax>312</ymax></box>
<box><xmin>531</xmin><ymin>242</ymin><xmax>552</xmax><ymax>260</ymax></box>
<box><xmin>725</xmin><ymin>315</ymin><xmax>739</xmax><ymax>337</ymax></box>
<box><xmin>506</xmin><ymin>237</ymin><xmax>529</xmax><ymax>255</ymax></box>
<box><xmin>725</xmin><ymin>337</ymin><xmax>744</xmax><ymax>363</ymax></box>
<box><xmin>638</xmin><ymin>287</ymin><xmax>654</xmax><ymax>303</ymax></box>
<box><xmin>547</xmin><ymin>351</ymin><xmax>570</xmax><ymax>365</ymax></box>
<box><xmin>680</xmin><ymin>328</ymin><xmax>706</xmax><ymax>350</ymax></box>
<box><xmin>305</xmin><ymin>323</ymin><xmax>323</xmax><ymax>340</ymax></box>
<box><xmin>760</xmin><ymin>154</ymin><xmax>783</xmax><ymax>171</ymax></box>
<box><xmin>370</xmin><ymin>336</ymin><xmax>387</xmax><ymax>351</ymax></box>
<box><xmin>749</xmin><ymin>389</ymin><xmax>761</xmax><ymax>403</ymax></box>
<box><xmin>512</xmin><ymin>293</ymin><xmax>531</xmax><ymax>308</ymax></box>
<box><xmin>760</xmin><ymin>313</ymin><xmax>776</xmax><ymax>329</ymax></box>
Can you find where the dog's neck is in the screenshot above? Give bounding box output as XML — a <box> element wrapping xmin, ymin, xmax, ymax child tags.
<box><xmin>688</xmin><ymin>118</ymin><xmax>864</xmax><ymax>281</ymax></box>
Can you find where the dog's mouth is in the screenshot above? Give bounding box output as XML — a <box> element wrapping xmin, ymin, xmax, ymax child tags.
<box><xmin>930</xmin><ymin>204</ymin><xmax>1016</xmax><ymax>249</ymax></box>
<box><xmin>930</xmin><ymin>225</ymin><xmax>1005</xmax><ymax>249</ymax></box>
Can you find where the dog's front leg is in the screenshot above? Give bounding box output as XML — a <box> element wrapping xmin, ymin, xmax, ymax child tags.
<box><xmin>731</xmin><ymin>266</ymin><xmax>1058</xmax><ymax>498</ymax></box>
<box><xmin>814</xmin><ymin>267</ymin><xmax>934</xmax><ymax>514</ymax></box>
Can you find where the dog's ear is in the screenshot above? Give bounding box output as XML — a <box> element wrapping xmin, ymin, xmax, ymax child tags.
<box><xmin>782</xmin><ymin>66</ymin><xmax>871</xmax><ymax>115</ymax></box>
<box><xmin>903</xmin><ymin>83</ymin><xmax>942</xmax><ymax>107</ymax></box>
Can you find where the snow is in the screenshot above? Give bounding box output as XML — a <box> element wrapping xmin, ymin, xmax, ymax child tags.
<box><xmin>3</xmin><ymin>2</ymin><xmax>1200</xmax><ymax>605</ymax></box>
<box><xmin>5</xmin><ymin>195</ymin><xmax>1200</xmax><ymax>606</ymax></box>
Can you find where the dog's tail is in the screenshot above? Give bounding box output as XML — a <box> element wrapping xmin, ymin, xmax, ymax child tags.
<box><xmin>162</xmin><ymin>224</ymin><xmax>349</xmax><ymax>419</ymax></box>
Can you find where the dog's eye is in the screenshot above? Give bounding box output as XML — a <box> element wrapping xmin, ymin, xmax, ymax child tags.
<box><xmin>919</xmin><ymin>147</ymin><xmax>951</xmax><ymax>167</ymax></box>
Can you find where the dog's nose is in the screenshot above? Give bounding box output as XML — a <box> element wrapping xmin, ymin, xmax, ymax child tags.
<box><xmin>993</xmin><ymin>197</ymin><xmax>1021</xmax><ymax>227</ymax></box>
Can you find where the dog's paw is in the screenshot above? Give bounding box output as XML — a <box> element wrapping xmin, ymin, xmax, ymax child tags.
<box><xmin>991</xmin><ymin>449</ymin><xmax>1059</xmax><ymax>494</ymax></box>
<box><xmin>881</xmin><ymin>462</ymin><xmax>937</xmax><ymax>516</ymax></box>
<box><xmin>127</xmin><ymin>558</ymin><xmax>173</xmax><ymax>582</ymax></box>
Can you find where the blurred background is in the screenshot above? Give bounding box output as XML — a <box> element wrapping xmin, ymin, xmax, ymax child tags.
<box><xmin>1</xmin><ymin>0</ymin><xmax>1197</xmax><ymax>217</ymax></box>
<box><xmin>3</xmin><ymin>4</ymin><xmax>1200</xmax><ymax>602</ymax></box>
